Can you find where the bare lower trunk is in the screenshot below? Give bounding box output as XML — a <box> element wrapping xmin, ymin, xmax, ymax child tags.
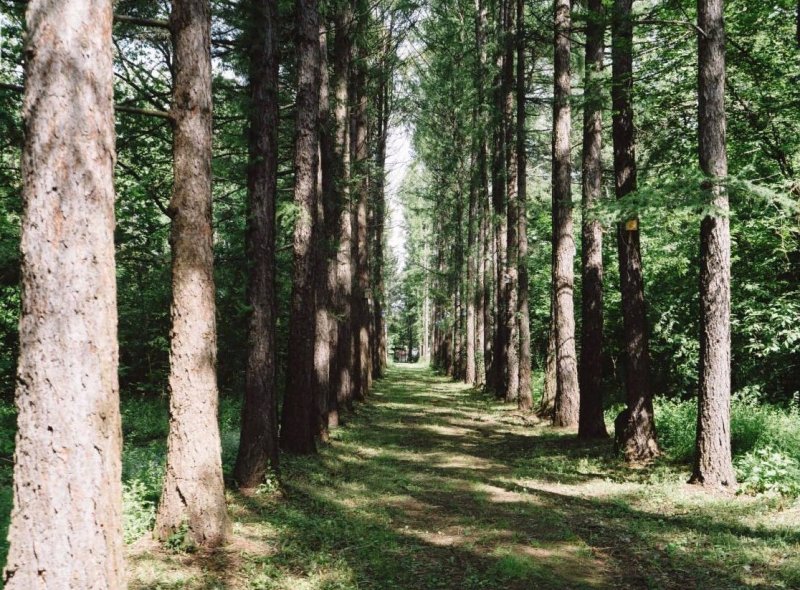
<box><xmin>476</xmin><ymin>0</ymin><xmax>490</xmax><ymax>387</ymax></box>
<box><xmin>466</xmin><ymin>150</ymin><xmax>478</xmax><ymax>384</ymax></box>
<box><xmin>234</xmin><ymin>0</ymin><xmax>280</xmax><ymax>488</ymax></box>
<box><xmin>691</xmin><ymin>0</ymin><xmax>736</xmax><ymax>489</ymax></box>
<box><xmin>578</xmin><ymin>0</ymin><xmax>608</xmax><ymax>439</ymax></box>
<box><xmin>372</xmin><ymin>64</ymin><xmax>390</xmax><ymax>379</ymax></box>
<box><xmin>351</xmin><ymin>34</ymin><xmax>371</xmax><ymax>401</ymax></box>
<box><xmin>552</xmin><ymin>0</ymin><xmax>580</xmax><ymax>428</ymax></box>
<box><xmin>314</xmin><ymin>23</ymin><xmax>334</xmax><ymax>441</ymax></box>
<box><xmin>156</xmin><ymin>0</ymin><xmax>230</xmax><ymax>547</ymax></box>
<box><xmin>491</xmin><ymin>65</ymin><xmax>508</xmax><ymax>397</ymax></box>
<box><xmin>611</xmin><ymin>0</ymin><xmax>658</xmax><ymax>460</ymax></box>
<box><xmin>281</xmin><ymin>0</ymin><xmax>321</xmax><ymax>455</ymax></box>
<box><xmin>504</xmin><ymin>0</ymin><xmax>520</xmax><ymax>403</ymax></box>
<box><xmin>329</xmin><ymin>2</ymin><xmax>354</xmax><ymax>426</ymax></box>
<box><xmin>4</xmin><ymin>1</ymin><xmax>124</xmax><ymax>585</ymax></box>
<box><xmin>516</xmin><ymin>0</ymin><xmax>532</xmax><ymax>411</ymax></box>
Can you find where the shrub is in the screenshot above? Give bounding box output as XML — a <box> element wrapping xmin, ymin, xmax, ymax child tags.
<box><xmin>735</xmin><ymin>447</ymin><xmax>800</xmax><ymax>497</ymax></box>
<box><xmin>652</xmin><ymin>395</ymin><xmax>800</xmax><ymax>496</ymax></box>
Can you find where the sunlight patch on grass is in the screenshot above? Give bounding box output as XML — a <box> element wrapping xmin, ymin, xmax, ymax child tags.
<box><xmin>124</xmin><ymin>364</ymin><xmax>800</xmax><ymax>590</ymax></box>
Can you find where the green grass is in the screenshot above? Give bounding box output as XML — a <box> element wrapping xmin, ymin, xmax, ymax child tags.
<box><xmin>0</xmin><ymin>366</ymin><xmax>799</xmax><ymax>588</ymax></box>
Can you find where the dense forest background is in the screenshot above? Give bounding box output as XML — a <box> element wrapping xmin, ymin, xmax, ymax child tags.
<box><xmin>395</xmin><ymin>0</ymin><xmax>799</xmax><ymax>404</ymax></box>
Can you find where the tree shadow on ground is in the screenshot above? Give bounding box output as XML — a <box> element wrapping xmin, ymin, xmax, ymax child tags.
<box><xmin>126</xmin><ymin>364</ymin><xmax>800</xmax><ymax>589</ymax></box>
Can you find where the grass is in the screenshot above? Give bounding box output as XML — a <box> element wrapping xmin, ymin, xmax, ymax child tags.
<box><xmin>1</xmin><ymin>364</ymin><xmax>800</xmax><ymax>588</ymax></box>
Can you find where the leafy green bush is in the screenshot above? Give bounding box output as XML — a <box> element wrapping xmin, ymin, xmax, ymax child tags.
<box><xmin>121</xmin><ymin>442</ymin><xmax>165</xmax><ymax>543</ymax></box>
<box><xmin>652</xmin><ymin>395</ymin><xmax>800</xmax><ymax>496</ymax></box>
<box><xmin>735</xmin><ymin>447</ymin><xmax>800</xmax><ymax>497</ymax></box>
<box><xmin>120</xmin><ymin>398</ymin><xmax>169</xmax><ymax>444</ymax></box>
<box><xmin>122</xmin><ymin>478</ymin><xmax>157</xmax><ymax>543</ymax></box>
<box><xmin>652</xmin><ymin>398</ymin><xmax>697</xmax><ymax>463</ymax></box>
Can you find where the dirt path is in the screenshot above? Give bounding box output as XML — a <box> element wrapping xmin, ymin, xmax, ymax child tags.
<box><xmin>128</xmin><ymin>364</ymin><xmax>800</xmax><ymax>589</ymax></box>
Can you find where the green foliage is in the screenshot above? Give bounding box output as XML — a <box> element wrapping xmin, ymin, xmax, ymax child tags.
<box><xmin>120</xmin><ymin>433</ymin><xmax>166</xmax><ymax>543</ymax></box>
<box><xmin>736</xmin><ymin>448</ymin><xmax>800</xmax><ymax>498</ymax></box>
<box><xmin>652</xmin><ymin>395</ymin><xmax>800</xmax><ymax>497</ymax></box>
<box><xmin>122</xmin><ymin>478</ymin><xmax>158</xmax><ymax>543</ymax></box>
<box><xmin>165</xmin><ymin>521</ymin><xmax>197</xmax><ymax>553</ymax></box>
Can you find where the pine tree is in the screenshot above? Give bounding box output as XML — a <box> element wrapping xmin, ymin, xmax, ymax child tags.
<box><xmin>4</xmin><ymin>1</ymin><xmax>124</xmax><ymax>584</ymax></box>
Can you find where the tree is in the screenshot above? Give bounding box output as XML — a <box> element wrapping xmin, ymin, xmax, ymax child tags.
<box><xmin>155</xmin><ymin>0</ymin><xmax>230</xmax><ymax>546</ymax></box>
<box><xmin>3</xmin><ymin>1</ymin><xmax>125</xmax><ymax>585</ymax></box>
<box><xmin>371</xmin><ymin>18</ymin><xmax>393</xmax><ymax>379</ymax></box>
<box><xmin>610</xmin><ymin>0</ymin><xmax>658</xmax><ymax>460</ymax></box>
<box><xmin>351</xmin><ymin>0</ymin><xmax>372</xmax><ymax>401</ymax></box>
<box><xmin>503</xmin><ymin>0</ymin><xmax>520</xmax><ymax>403</ymax></box>
<box><xmin>551</xmin><ymin>0</ymin><xmax>580</xmax><ymax>427</ymax></box>
<box><xmin>281</xmin><ymin>0</ymin><xmax>322</xmax><ymax>454</ymax></box>
<box><xmin>234</xmin><ymin>0</ymin><xmax>280</xmax><ymax>488</ymax></box>
<box><xmin>691</xmin><ymin>0</ymin><xmax>736</xmax><ymax>489</ymax></box>
<box><xmin>330</xmin><ymin>0</ymin><xmax>355</xmax><ymax>426</ymax></box>
<box><xmin>475</xmin><ymin>0</ymin><xmax>491</xmax><ymax>388</ymax></box>
<box><xmin>315</xmin><ymin>20</ymin><xmax>335</xmax><ymax>440</ymax></box>
<box><xmin>489</xmin><ymin>0</ymin><xmax>508</xmax><ymax>397</ymax></box>
<box><xmin>516</xmin><ymin>0</ymin><xmax>532</xmax><ymax>411</ymax></box>
<box><xmin>578</xmin><ymin>0</ymin><xmax>608</xmax><ymax>439</ymax></box>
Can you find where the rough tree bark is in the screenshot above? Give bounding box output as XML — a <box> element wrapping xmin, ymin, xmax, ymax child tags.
<box><xmin>372</xmin><ymin>49</ymin><xmax>391</xmax><ymax>379</ymax></box>
<box><xmin>280</xmin><ymin>0</ymin><xmax>321</xmax><ymax>454</ymax></box>
<box><xmin>611</xmin><ymin>0</ymin><xmax>658</xmax><ymax>460</ymax></box>
<box><xmin>691</xmin><ymin>0</ymin><xmax>736</xmax><ymax>489</ymax></box>
<box><xmin>4</xmin><ymin>1</ymin><xmax>125</xmax><ymax>585</ymax></box>
<box><xmin>330</xmin><ymin>1</ymin><xmax>355</xmax><ymax>426</ymax></box>
<box><xmin>351</xmin><ymin>8</ymin><xmax>371</xmax><ymax>401</ymax></box>
<box><xmin>551</xmin><ymin>0</ymin><xmax>580</xmax><ymax>427</ymax></box>
<box><xmin>503</xmin><ymin>0</ymin><xmax>520</xmax><ymax>403</ymax></box>
<box><xmin>155</xmin><ymin>0</ymin><xmax>230</xmax><ymax>546</ymax></box>
<box><xmin>516</xmin><ymin>0</ymin><xmax>533</xmax><ymax>411</ymax></box>
<box><xmin>578</xmin><ymin>0</ymin><xmax>608</xmax><ymax>439</ymax></box>
<box><xmin>314</xmin><ymin>21</ymin><xmax>336</xmax><ymax>441</ymax></box>
<box><xmin>475</xmin><ymin>0</ymin><xmax>490</xmax><ymax>388</ymax></box>
<box><xmin>234</xmin><ymin>0</ymin><xmax>280</xmax><ymax>488</ymax></box>
<box><xmin>467</xmin><ymin>144</ymin><xmax>479</xmax><ymax>384</ymax></box>
<box><xmin>490</xmin><ymin>0</ymin><xmax>509</xmax><ymax>398</ymax></box>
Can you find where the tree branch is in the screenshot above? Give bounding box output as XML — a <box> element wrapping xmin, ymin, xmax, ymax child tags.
<box><xmin>113</xmin><ymin>14</ymin><xmax>171</xmax><ymax>30</ymax></box>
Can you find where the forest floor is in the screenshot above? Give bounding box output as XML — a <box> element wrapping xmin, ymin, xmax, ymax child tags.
<box><xmin>125</xmin><ymin>363</ymin><xmax>800</xmax><ymax>590</ymax></box>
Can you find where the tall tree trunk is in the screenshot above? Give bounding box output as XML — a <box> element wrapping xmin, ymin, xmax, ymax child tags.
<box><xmin>351</xmin><ymin>22</ymin><xmax>371</xmax><ymax>401</ymax></box>
<box><xmin>486</xmin><ymin>206</ymin><xmax>497</xmax><ymax>380</ymax></box>
<box><xmin>504</xmin><ymin>0</ymin><xmax>520</xmax><ymax>403</ymax></box>
<box><xmin>490</xmin><ymin>0</ymin><xmax>508</xmax><ymax>397</ymax></box>
<box><xmin>611</xmin><ymin>0</ymin><xmax>658</xmax><ymax>460</ymax></box>
<box><xmin>372</xmin><ymin>56</ymin><xmax>390</xmax><ymax>379</ymax></box>
<box><xmin>691</xmin><ymin>0</ymin><xmax>736</xmax><ymax>488</ymax></box>
<box><xmin>475</xmin><ymin>0</ymin><xmax>490</xmax><ymax>388</ymax></box>
<box><xmin>464</xmin><ymin>179</ymin><xmax>478</xmax><ymax>385</ymax></box>
<box><xmin>234</xmin><ymin>0</ymin><xmax>280</xmax><ymax>488</ymax></box>
<box><xmin>466</xmin><ymin>148</ymin><xmax>478</xmax><ymax>385</ymax></box>
<box><xmin>314</xmin><ymin>22</ymin><xmax>334</xmax><ymax>441</ymax></box>
<box><xmin>330</xmin><ymin>1</ymin><xmax>354</xmax><ymax>426</ymax></box>
<box><xmin>280</xmin><ymin>0</ymin><xmax>321</xmax><ymax>455</ymax></box>
<box><xmin>578</xmin><ymin>0</ymin><xmax>608</xmax><ymax>439</ymax></box>
<box><xmin>4</xmin><ymin>1</ymin><xmax>124</xmax><ymax>585</ymax></box>
<box><xmin>516</xmin><ymin>0</ymin><xmax>533</xmax><ymax>411</ymax></box>
<box><xmin>156</xmin><ymin>0</ymin><xmax>230</xmax><ymax>546</ymax></box>
<box><xmin>551</xmin><ymin>0</ymin><xmax>580</xmax><ymax>427</ymax></box>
